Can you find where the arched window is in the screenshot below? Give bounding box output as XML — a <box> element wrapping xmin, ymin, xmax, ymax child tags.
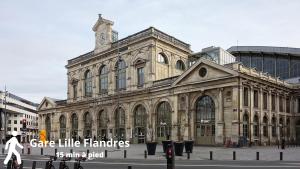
<box><xmin>83</xmin><ymin>112</ymin><xmax>92</xmax><ymax>138</ymax></box>
<box><xmin>156</xmin><ymin>101</ymin><xmax>172</xmax><ymax>140</ymax></box>
<box><xmin>176</xmin><ymin>60</ymin><xmax>185</xmax><ymax>71</ymax></box>
<box><xmin>115</xmin><ymin>107</ymin><xmax>126</xmax><ymax>141</ymax></box>
<box><xmin>243</xmin><ymin>113</ymin><xmax>249</xmax><ymax>138</ymax></box>
<box><xmin>45</xmin><ymin>116</ymin><xmax>51</xmax><ymax>140</ymax></box>
<box><xmin>116</xmin><ymin>60</ymin><xmax>126</xmax><ymax>90</ymax></box>
<box><xmin>195</xmin><ymin>95</ymin><xmax>215</xmax><ymax>144</ymax></box>
<box><xmin>157</xmin><ymin>53</ymin><xmax>168</xmax><ymax>64</ymax></box>
<box><xmin>271</xmin><ymin>117</ymin><xmax>277</xmax><ymax>137</ymax></box>
<box><xmin>253</xmin><ymin>115</ymin><xmax>259</xmax><ymax>137</ymax></box>
<box><xmin>84</xmin><ymin>70</ymin><xmax>93</xmax><ymax>97</ymax></box>
<box><xmin>71</xmin><ymin>113</ymin><xmax>78</xmax><ymax>140</ymax></box>
<box><xmin>99</xmin><ymin>65</ymin><xmax>108</xmax><ymax>94</ymax></box>
<box><xmin>134</xmin><ymin>105</ymin><xmax>146</xmax><ymax>143</ymax></box>
<box><xmin>263</xmin><ymin>116</ymin><xmax>268</xmax><ymax>137</ymax></box>
<box><xmin>59</xmin><ymin>115</ymin><xmax>66</xmax><ymax>139</ymax></box>
<box><xmin>97</xmin><ymin>110</ymin><xmax>107</xmax><ymax>140</ymax></box>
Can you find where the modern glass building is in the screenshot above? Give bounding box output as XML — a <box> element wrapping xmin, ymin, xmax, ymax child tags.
<box><xmin>228</xmin><ymin>46</ymin><xmax>300</xmax><ymax>80</ymax></box>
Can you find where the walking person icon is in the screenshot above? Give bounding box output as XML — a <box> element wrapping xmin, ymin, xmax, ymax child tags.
<box><xmin>4</xmin><ymin>131</ymin><xmax>23</xmax><ymax>165</ymax></box>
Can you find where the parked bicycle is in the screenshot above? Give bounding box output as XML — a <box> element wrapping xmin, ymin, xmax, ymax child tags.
<box><xmin>45</xmin><ymin>155</ymin><xmax>56</xmax><ymax>169</ymax></box>
<box><xmin>74</xmin><ymin>156</ymin><xmax>86</xmax><ymax>169</ymax></box>
<box><xmin>59</xmin><ymin>156</ymin><xmax>71</xmax><ymax>169</ymax></box>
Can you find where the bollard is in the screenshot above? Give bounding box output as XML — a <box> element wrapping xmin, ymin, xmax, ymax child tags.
<box><xmin>124</xmin><ymin>150</ymin><xmax>127</xmax><ymax>158</ymax></box>
<box><xmin>187</xmin><ymin>152</ymin><xmax>190</xmax><ymax>159</ymax></box>
<box><xmin>41</xmin><ymin>148</ymin><xmax>43</xmax><ymax>155</ymax></box>
<box><xmin>55</xmin><ymin>148</ymin><xmax>57</xmax><ymax>157</ymax></box>
<box><xmin>233</xmin><ymin>151</ymin><xmax>236</xmax><ymax>160</ymax></box>
<box><xmin>128</xmin><ymin>166</ymin><xmax>132</xmax><ymax>169</ymax></box>
<box><xmin>256</xmin><ymin>152</ymin><xmax>259</xmax><ymax>160</ymax></box>
<box><xmin>144</xmin><ymin>150</ymin><xmax>147</xmax><ymax>159</ymax></box>
<box><xmin>70</xmin><ymin>149</ymin><xmax>73</xmax><ymax>154</ymax></box>
<box><xmin>32</xmin><ymin>161</ymin><xmax>36</xmax><ymax>169</ymax></box>
<box><xmin>27</xmin><ymin>147</ymin><xmax>31</xmax><ymax>155</ymax></box>
<box><xmin>105</xmin><ymin>150</ymin><xmax>107</xmax><ymax>158</ymax></box>
<box><xmin>87</xmin><ymin>149</ymin><xmax>89</xmax><ymax>156</ymax></box>
<box><xmin>2</xmin><ymin>148</ymin><xmax>4</xmax><ymax>154</ymax></box>
<box><xmin>280</xmin><ymin>152</ymin><xmax>283</xmax><ymax>161</ymax></box>
<box><xmin>210</xmin><ymin>151</ymin><xmax>213</xmax><ymax>160</ymax></box>
<box><xmin>22</xmin><ymin>148</ymin><xmax>24</xmax><ymax>154</ymax></box>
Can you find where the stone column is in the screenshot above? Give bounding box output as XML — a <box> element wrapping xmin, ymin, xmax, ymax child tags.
<box><xmin>216</xmin><ymin>88</ymin><xmax>224</xmax><ymax>144</ymax></box>
<box><xmin>232</xmin><ymin>86</ymin><xmax>239</xmax><ymax>143</ymax></box>
<box><xmin>249</xmin><ymin>86</ymin><xmax>254</xmax><ymax>144</ymax></box>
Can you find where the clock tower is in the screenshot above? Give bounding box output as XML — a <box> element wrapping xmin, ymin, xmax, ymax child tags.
<box><xmin>93</xmin><ymin>14</ymin><xmax>114</xmax><ymax>54</ymax></box>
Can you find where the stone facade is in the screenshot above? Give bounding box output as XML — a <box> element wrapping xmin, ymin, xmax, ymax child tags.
<box><xmin>38</xmin><ymin>15</ymin><xmax>300</xmax><ymax>145</ymax></box>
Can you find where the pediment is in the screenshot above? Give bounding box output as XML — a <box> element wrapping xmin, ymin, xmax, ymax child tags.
<box><xmin>37</xmin><ymin>97</ymin><xmax>57</xmax><ymax>111</ymax></box>
<box><xmin>172</xmin><ymin>59</ymin><xmax>238</xmax><ymax>86</ymax></box>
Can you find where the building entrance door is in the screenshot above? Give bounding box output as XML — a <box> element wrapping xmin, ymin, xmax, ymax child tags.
<box><xmin>195</xmin><ymin>95</ymin><xmax>215</xmax><ymax>145</ymax></box>
<box><xmin>296</xmin><ymin>126</ymin><xmax>300</xmax><ymax>144</ymax></box>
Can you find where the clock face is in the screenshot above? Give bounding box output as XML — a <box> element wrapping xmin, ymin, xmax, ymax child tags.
<box><xmin>100</xmin><ymin>33</ymin><xmax>105</xmax><ymax>45</ymax></box>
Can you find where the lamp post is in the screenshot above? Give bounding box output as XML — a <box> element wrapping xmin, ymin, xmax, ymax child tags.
<box><xmin>3</xmin><ymin>87</ymin><xmax>8</xmax><ymax>143</ymax></box>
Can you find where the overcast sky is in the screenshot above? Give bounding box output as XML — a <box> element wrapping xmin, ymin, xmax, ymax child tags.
<box><xmin>1</xmin><ymin>0</ymin><xmax>300</xmax><ymax>103</ymax></box>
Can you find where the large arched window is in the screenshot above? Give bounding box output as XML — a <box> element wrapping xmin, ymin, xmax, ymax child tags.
<box><xmin>271</xmin><ymin>116</ymin><xmax>277</xmax><ymax>137</ymax></box>
<box><xmin>176</xmin><ymin>60</ymin><xmax>185</xmax><ymax>71</ymax></box>
<box><xmin>253</xmin><ymin>115</ymin><xmax>259</xmax><ymax>137</ymax></box>
<box><xmin>45</xmin><ymin>116</ymin><xmax>51</xmax><ymax>140</ymax></box>
<box><xmin>84</xmin><ymin>70</ymin><xmax>93</xmax><ymax>97</ymax></box>
<box><xmin>263</xmin><ymin>116</ymin><xmax>268</xmax><ymax>137</ymax></box>
<box><xmin>97</xmin><ymin>110</ymin><xmax>107</xmax><ymax>140</ymax></box>
<box><xmin>116</xmin><ymin>60</ymin><xmax>126</xmax><ymax>90</ymax></box>
<box><xmin>83</xmin><ymin>112</ymin><xmax>92</xmax><ymax>138</ymax></box>
<box><xmin>243</xmin><ymin>113</ymin><xmax>249</xmax><ymax>138</ymax></box>
<box><xmin>115</xmin><ymin>107</ymin><xmax>126</xmax><ymax>140</ymax></box>
<box><xmin>71</xmin><ymin>113</ymin><xmax>78</xmax><ymax>140</ymax></box>
<box><xmin>156</xmin><ymin>101</ymin><xmax>172</xmax><ymax>140</ymax></box>
<box><xmin>195</xmin><ymin>95</ymin><xmax>215</xmax><ymax>145</ymax></box>
<box><xmin>59</xmin><ymin>115</ymin><xmax>66</xmax><ymax>139</ymax></box>
<box><xmin>134</xmin><ymin>105</ymin><xmax>146</xmax><ymax>143</ymax></box>
<box><xmin>157</xmin><ymin>53</ymin><xmax>168</xmax><ymax>64</ymax></box>
<box><xmin>99</xmin><ymin>65</ymin><xmax>108</xmax><ymax>94</ymax></box>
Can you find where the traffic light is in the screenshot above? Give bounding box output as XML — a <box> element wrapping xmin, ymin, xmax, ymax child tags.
<box><xmin>22</xmin><ymin>119</ymin><xmax>26</xmax><ymax>129</ymax></box>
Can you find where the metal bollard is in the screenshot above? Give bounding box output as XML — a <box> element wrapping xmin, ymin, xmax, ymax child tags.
<box><xmin>210</xmin><ymin>151</ymin><xmax>213</xmax><ymax>160</ymax></box>
<box><xmin>28</xmin><ymin>147</ymin><xmax>31</xmax><ymax>154</ymax></box>
<box><xmin>280</xmin><ymin>152</ymin><xmax>283</xmax><ymax>161</ymax></box>
<box><xmin>32</xmin><ymin>161</ymin><xmax>36</xmax><ymax>169</ymax></box>
<box><xmin>105</xmin><ymin>150</ymin><xmax>107</xmax><ymax>158</ymax></box>
<box><xmin>144</xmin><ymin>150</ymin><xmax>147</xmax><ymax>159</ymax></box>
<box><xmin>187</xmin><ymin>152</ymin><xmax>190</xmax><ymax>159</ymax></box>
<box><xmin>256</xmin><ymin>152</ymin><xmax>259</xmax><ymax>160</ymax></box>
<box><xmin>87</xmin><ymin>149</ymin><xmax>89</xmax><ymax>155</ymax></box>
<box><xmin>70</xmin><ymin>149</ymin><xmax>73</xmax><ymax>153</ymax></box>
<box><xmin>41</xmin><ymin>148</ymin><xmax>43</xmax><ymax>155</ymax></box>
<box><xmin>124</xmin><ymin>150</ymin><xmax>127</xmax><ymax>158</ymax></box>
<box><xmin>2</xmin><ymin>148</ymin><xmax>4</xmax><ymax>154</ymax></box>
<box><xmin>22</xmin><ymin>148</ymin><xmax>24</xmax><ymax>154</ymax></box>
<box><xmin>233</xmin><ymin>151</ymin><xmax>236</xmax><ymax>160</ymax></box>
<box><xmin>55</xmin><ymin>148</ymin><xmax>57</xmax><ymax>156</ymax></box>
<box><xmin>128</xmin><ymin>166</ymin><xmax>132</xmax><ymax>169</ymax></box>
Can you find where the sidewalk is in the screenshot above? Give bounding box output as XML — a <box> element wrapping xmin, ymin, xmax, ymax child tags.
<box><xmin>1</xmin><ymin>144</ymin><xmax>299</xmax><ymax>161</ymax></box>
